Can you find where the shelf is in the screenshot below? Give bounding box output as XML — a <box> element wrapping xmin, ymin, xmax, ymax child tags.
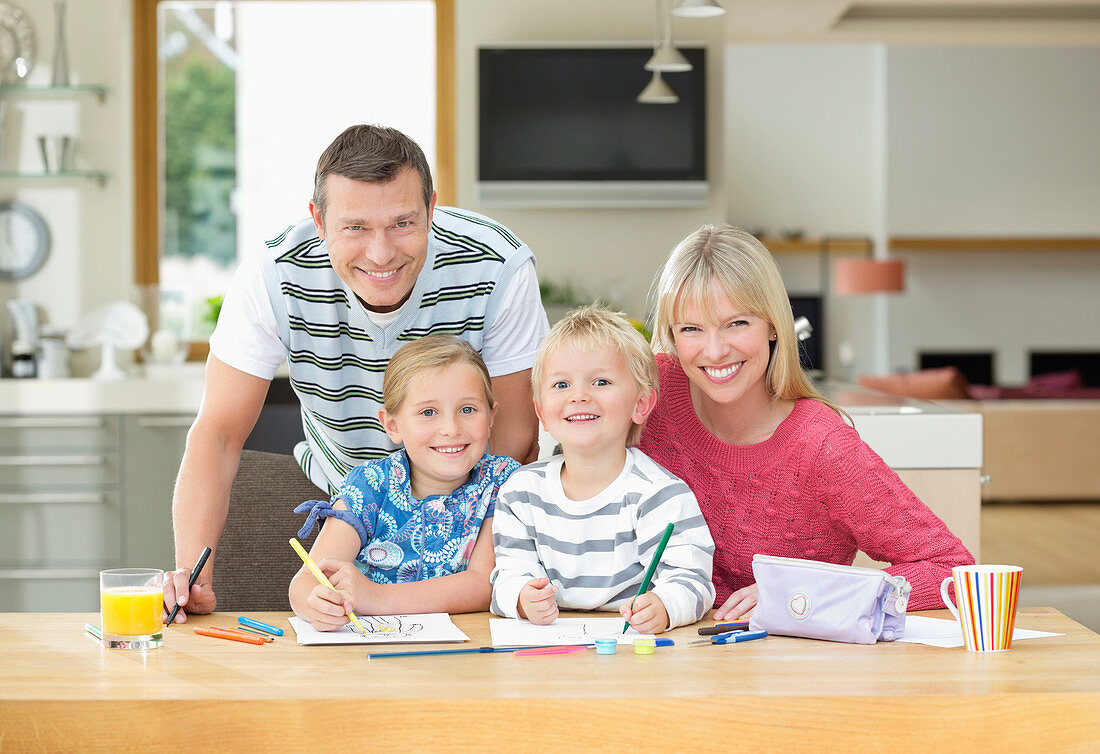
<box><xmin>0</xmin><ymin>84</ymin><xmax>108</xmax><ymax>103</ymax></box>
<box><xmin>0</xmin><ymin>170</ymin><xmax>108</xmax><ymax>187</ymax></box>
<box><xmin>760</xmin><ymin>236</ymin><xmax>1100</xmax><ymax>254</ymax></box>
<box><xmin>758</xmin><ymin>237</ymin><xmax>872</xmax><ymax>254</ymax></box>
<box><xmin>890</xmin><ymin>237</ymin><xmax>1100</xmax><ymax>252</ymax></box>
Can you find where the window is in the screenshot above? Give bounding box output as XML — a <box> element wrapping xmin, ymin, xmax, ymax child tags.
<box><xmin>133</xmin><ymin>0</ymin><xmax>454</xmax><ymax>354</ymax></box>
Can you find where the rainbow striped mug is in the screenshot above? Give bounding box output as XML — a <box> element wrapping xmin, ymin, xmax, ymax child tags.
<box><xmin>940</xmin><ymin>565</ymin><xmax>1023</xmax><ymax>652</ymax></box>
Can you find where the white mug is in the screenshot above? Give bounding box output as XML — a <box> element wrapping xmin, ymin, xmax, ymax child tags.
<box><xmin>940</xmin><ymin>564</ymin><xmax>1022</xmax><ymax>652</ymax></box>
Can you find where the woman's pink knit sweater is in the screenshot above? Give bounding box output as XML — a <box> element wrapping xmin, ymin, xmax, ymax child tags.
<box><xmin>639</xmin><ymin>354</ymin><xmax>974</xmax><ymax>610</ymax></box>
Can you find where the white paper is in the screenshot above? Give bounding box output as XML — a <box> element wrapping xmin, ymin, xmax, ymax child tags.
<box><xmin>489</xmin><ymin>617</ymin><xmax>654</xmax><ymax>647</ymax></box>
<box><xmin>288</xmin><ymin>613</ymin><xmax>470</xmax><ymax>645</ymax></box>
<box><xmin>897</xmin><ymin>615</ymin><xmax>1062</xmax><ymax>648</ymax></box>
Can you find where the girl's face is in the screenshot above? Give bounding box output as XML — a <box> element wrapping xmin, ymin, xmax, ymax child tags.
<box><xmin>671</xmin><ymin>286</ymin><xmax>777</xmax><ymax>410</ymax></box>
<box><xmin>379</xmin><ymin>362</ymin><xmax>496</xmax><ymax>499</ymax></box>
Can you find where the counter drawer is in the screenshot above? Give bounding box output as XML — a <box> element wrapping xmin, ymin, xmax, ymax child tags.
<box><xmin>0</xmin><ymin>569</ymin><xmax>102</xmax><ymax>612</ymax></box>
<box><xmin>0</xmin><ymin>451</ymin><xmax>120</xmax><ymax>486</ymax></box>
<box><xmin>0</xmin><ymin>491</ymin><xmax>120</xmax><ymax>567</ymax></box>
<box><xmin>0</xmin><ymin>415</ymin><xmax>119</xmax><ymax>450</ymax></box>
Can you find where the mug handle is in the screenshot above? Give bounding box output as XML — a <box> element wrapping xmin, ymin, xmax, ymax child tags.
<box><xmin>940</xmin><ymin>576</ymin><xmax>960</xmax><ymax>622</ymax></box>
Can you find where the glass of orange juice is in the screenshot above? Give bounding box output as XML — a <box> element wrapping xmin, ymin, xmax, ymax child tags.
<box><xmin>99</xmin><ymin>568</ymin><xmax>165</xmax><ymax>649</ymax></box>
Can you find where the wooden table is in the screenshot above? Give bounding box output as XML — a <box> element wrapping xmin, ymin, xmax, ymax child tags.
<box><xmin>1</xmin><ymin>608</ymin><xmax>1098</xmax><ymax>752</ymax></box>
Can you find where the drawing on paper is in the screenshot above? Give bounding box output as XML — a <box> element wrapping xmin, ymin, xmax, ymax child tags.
<box><xmin>344</xmin><ymin>615</ymin><xmax>425</xmax><ymax>637</ymax></box>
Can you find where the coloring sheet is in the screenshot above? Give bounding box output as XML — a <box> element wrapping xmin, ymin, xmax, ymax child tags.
<box><xmin>896</xmin><ymin>616</ymin><xmax>1062</xmax><ymax>648</ymax></box>
<box><xmin>489</xmin><ymin>617</ymin><xmax>654</xmax><ymax>647</ymax></box>
<box><xmin>288</xmin><ymin>613</ymin><xmax>470</xmax><ymax>645</ymax></box>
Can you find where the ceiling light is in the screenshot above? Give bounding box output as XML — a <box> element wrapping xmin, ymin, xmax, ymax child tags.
<box><xmin>672</xmin><ymin>0</ymin><xmax>725</xmax><ymax>18</ymax></box>
<box><xmin>637</xmin><ymin>71</ymin><xmax>679</xmax><ymax>104</ymax></box>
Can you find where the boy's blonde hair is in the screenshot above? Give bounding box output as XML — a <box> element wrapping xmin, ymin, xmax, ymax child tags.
<box><xmin>650</xmin><ymin>224</ymin><xmax>847</xmax><ymax>420</ymax></box>
<box><xmin>383</xmin><ymin>335</ymin><xmax>495</xmax><ymax>413</ymax></box>
<box><xmin>532</xmin><ymin>304</ymin><xmax>658</xmax><ymax>446</ymax></box>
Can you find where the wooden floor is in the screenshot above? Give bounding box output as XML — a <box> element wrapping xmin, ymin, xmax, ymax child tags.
<box><xmin>982</xmin><ymin>502</ymin><xmax>1100</xmax><ymax>584</ymax></box>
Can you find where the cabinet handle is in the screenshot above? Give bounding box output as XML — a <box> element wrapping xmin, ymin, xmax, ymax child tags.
<box><xmin>0</xmin><ymin>454</ymin><xmax>106</xmax><ymax>466</ymax></box>
<box><xmin>0</xmin><ymin>417</ymin><xmax>106</xmax><ymax>429</ymax></box>
<box><xmin>0</xmin><ymin>568</ymin><xmax>104</xmax><ymax>580</ymax></box>
<box><xmin>0</xmin><ymin>492</ymin><xmax>109</xmax><ymax>505</ymax></box>
<box><xmin>136</xmin><ymin>416</ymin><xmax>195</xmax><ymax>428</ymax></box>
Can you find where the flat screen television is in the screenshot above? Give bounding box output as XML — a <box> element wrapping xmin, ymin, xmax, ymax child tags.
<box><xmin>478</xmin><ymin>46</ymin><xmax>707</xmax><ymax>207</ymax></box>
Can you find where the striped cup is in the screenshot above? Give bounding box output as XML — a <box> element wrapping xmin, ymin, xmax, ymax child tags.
<box><xmin>940</xmin><ymin>565</ymin><xmax>1022</xmax><ymax>652</ymax></box>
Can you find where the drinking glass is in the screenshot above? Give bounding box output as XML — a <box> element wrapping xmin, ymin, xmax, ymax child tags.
<box><xmin>100</xmin><ymin>568</ymin><xmax>165</xmax><ymax>650</ymax></box>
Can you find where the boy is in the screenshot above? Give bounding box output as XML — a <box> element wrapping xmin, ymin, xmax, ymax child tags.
<box><xmin>490</xmin><ymin>305</ymin><xmax>715</xmax><ymax>633</ymax></box>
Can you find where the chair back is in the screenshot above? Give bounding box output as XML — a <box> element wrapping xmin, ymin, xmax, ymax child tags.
<box><xmin>213</xmin><ymin>450</ymin><xmax>326</xmax><ymax>611</ymax></box>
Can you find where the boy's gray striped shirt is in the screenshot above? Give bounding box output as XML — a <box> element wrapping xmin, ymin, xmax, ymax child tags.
<box><xmin>490</xmin><ymin>448</ymin><xmax>715</xmax><ymax>628</ymax></box>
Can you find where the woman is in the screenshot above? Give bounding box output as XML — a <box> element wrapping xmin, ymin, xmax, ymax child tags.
<box><xmin>639</xmin><ymin>225</ymin><xmax>974</xmax><ymax>619</ymax></box>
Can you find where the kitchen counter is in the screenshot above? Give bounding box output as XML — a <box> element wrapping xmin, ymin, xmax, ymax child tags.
<box><xmin>821</xmin><ymin>381</ymin><xmax>982</xmax><ymax>469</ymax></box>
<box><xmin>0</xmin><ymin>364</ymin><xmax>207</xmax><ymax>415</ymax></box>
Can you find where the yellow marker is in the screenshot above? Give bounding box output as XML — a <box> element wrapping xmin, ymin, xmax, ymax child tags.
<box><xmin>289</xmin><ymin>537</ymin><xmax>366</xmax><ymax>634</ymax></box>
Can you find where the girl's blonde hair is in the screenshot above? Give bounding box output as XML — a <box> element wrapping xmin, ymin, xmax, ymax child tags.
<box><xmin>383</xmin><ymin>335</ymin><xmax>495</xmax><ymax>413</ymax></box>
<box><xmin>532</xmin><ymin>304</ymin><xmax>658</xmax><ymax>446</ymax></box>
<box><xmin>650</xmin><ymin>224</ymin><xmax>847</xmax><ymax>419</ymax></box>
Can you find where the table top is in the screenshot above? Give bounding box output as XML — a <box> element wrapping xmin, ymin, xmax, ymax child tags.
<box><xmin>2</xmin><ymin>608</ymin><xmax>1097</xmax><ymax>702</ymax></box>
<box><xmin>3</xmin><ymin>608</ymin><xmax>1098</xmax><ymax>751</ymax></box>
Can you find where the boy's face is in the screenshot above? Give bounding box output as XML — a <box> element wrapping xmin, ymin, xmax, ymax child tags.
<box><xmin>534</xmin><ymin>343</ymin><xmax>655</xmax><ymax>455</ymax></box>
<box><xmin>379</xmin><ymin>362</ymin><xmax>496</xmax><ymax>499</ymax></box>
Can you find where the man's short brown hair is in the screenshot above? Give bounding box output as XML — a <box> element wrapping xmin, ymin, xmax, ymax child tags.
<box><xmin>312</xmin><ymin>124</ymin><xmax>434</xmax><ymax>221</ymax></box>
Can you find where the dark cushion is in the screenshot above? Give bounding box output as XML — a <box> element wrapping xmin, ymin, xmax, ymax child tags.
<box><xmin>213</xmin><ymin>450</ymin><xmax>325</xmax><ymax>612</ymax></box>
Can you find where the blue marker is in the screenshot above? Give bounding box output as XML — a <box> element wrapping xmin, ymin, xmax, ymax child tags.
<box><xmin>238</xmin><ymin>616</ymin><xmax>285</xmax><ymax>636</ymax></box>
<box><xmin>713</xmin><ymin>629</ymin><xmax>767</xmax><ymax>645</ymax></box>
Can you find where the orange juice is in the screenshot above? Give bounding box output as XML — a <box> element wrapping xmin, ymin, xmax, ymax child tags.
<box><xmin>101</xmin><ymin>587</ymin><xmax>163</xmax><ymax>636</ymax></box>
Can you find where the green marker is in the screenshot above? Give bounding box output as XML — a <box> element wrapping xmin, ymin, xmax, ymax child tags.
<box><xmin>624</xmin><ymin>522</ymin><xmax>675</xmax><ymax>634</ymax></box>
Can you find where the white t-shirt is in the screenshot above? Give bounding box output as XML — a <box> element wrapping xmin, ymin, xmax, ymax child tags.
<box><xmin>210</xmin><ymin>251</ymin><xmax>547</xmax><ymax>379</ymax></box>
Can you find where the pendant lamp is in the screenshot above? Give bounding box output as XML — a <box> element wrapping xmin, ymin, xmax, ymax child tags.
<box><xmin>637</xmin><ymin>71</ymin><xmax>679</xmax><ymax>104</ymax></box>
<box><xmin>672</xmin><ymin>0</ymin><xmax>725</xmax><ymax>18</ymax></box>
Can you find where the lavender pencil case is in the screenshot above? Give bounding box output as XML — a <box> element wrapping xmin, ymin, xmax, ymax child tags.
<box><xmin>748</xmin><ymin>554</ymin><xmax>911</xmax><ymax>644</ymax></box>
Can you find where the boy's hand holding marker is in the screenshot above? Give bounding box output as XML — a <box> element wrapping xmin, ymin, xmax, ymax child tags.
<box><xmin>518</xmin><ymin>577</ymin><xmax>559</xmax><ymax>625</ymax></box>
<box><xmin>619</xmin><ymin>592</ymin><xmax>670</xmax><ymax>635</ymax></box>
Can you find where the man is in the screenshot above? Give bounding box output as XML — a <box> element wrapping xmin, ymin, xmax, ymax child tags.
<box><xmin>165</xmin><ymin>125</ymin><xmax>547</xmax><ymax>619</ymax></box>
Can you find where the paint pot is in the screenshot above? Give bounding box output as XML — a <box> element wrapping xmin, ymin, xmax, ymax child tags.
<box><xmin>633</xmin><ymin>637</ymin><xmax>656</xmax><ymax>655</ymax></box>
<box><xmin>594</xmin><ymin>638</ymin><xmax>618</xmax><ymax>655</ymax></box>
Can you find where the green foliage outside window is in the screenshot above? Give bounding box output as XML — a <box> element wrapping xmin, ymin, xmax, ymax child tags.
<box><xmin>163</xmin><ymin>56</ymin><xmax>237</xmax><ymax>266</ymax></box>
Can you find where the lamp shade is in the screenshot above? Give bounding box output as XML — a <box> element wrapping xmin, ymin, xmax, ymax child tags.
<box><xmin>645</xmin><ymin>43</ymin><xmax>692</xmax><ymax>72</ymax></box>
<box><xmin>833</xmin><ymin>258</ymin><xmax>906</xmax><ymax>295</ymax></box>
<box><xmin>672</xmin><ymin>0</ymin><xmax>725</xmax><ymax>17</ymax></box>
<box><xmin>637</xmin><ymin>71</ymin><xmax>679</xmax><ymax>104</ymax></box>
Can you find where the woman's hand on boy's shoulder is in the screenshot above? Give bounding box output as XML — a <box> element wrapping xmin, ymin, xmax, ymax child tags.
<box><xmin>620</xmin><ymin>592</ymin><xmax>669</xmax><ymax>634</ymax></box>
<box><xmin>518</xmin><ymin>577</ymin><xmax>558</xmax><ymax>625</ymax></box>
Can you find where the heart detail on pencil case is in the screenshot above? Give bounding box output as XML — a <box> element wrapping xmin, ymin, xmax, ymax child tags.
<box><xmin>788</xmin><ymin>592</ymin><xmax>812</xmax><ymax>620</ymax></box>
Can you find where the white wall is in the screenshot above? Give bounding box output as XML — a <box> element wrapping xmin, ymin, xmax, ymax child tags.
<box><xmin>886</xmin><ymin>47</ymin><xmax>1100</xmax><ymax>383</ymax></box>
<box><xmin>454</xmin><ymin>2</ymin><xmax>729</xmax><ymax>319</ymax></box>
<box><xmin>725</xmin><ymin>43</ymin><xmax>1100</xmax><ymax>384</ymax></box>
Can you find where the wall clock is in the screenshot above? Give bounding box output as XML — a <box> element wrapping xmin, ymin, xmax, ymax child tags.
<box><xmin>0</xmin><ymin>200</ymin><xmax>50</xmax><ymax>280</ymax></box>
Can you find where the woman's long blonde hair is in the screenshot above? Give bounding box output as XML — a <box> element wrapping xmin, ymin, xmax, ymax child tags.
<box><xmin>650</xmin><ymin>224</ymin><xmax>847</xmax><ymax>420</ymax></box>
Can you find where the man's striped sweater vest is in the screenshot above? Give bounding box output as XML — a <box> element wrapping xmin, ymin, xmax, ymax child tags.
<box><xmin>260</xmin><ymin>206</ymin><xmax>534</xmax><ymax>491</ymax></box>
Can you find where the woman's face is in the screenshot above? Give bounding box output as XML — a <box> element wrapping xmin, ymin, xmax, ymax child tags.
<box><xmin>671</xmin><ymin>286</ymin><xmax>777</xmax><ymax>409</ymax></box>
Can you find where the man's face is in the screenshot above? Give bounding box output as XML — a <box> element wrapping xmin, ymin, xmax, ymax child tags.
<box><xmin>310</xmin><ymin>167</ymin><xmax>436</xmax><ymax>313</ymax></box>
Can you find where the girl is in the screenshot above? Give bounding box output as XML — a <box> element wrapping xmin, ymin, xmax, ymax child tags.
<box><xmin>639</xmin><ymin>225</ymin><xmax>974</xmax><ymax>620</ymax></box>
<box><xmin>290</xmin><ymin>334</ymin><xmax>519</xmax><ymax>630</ymax></box>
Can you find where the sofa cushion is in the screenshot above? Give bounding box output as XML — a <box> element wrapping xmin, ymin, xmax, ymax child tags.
<box><xmin>858</xmin><ymin>367</ymin><xmax>971</xmax><ymax>401</ymax></box>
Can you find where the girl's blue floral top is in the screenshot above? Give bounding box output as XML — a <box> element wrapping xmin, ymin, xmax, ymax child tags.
<box><xmin>295</xmin><ymin>450</ymin><xmax>519</xmax><ymax>584</ymax></box>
